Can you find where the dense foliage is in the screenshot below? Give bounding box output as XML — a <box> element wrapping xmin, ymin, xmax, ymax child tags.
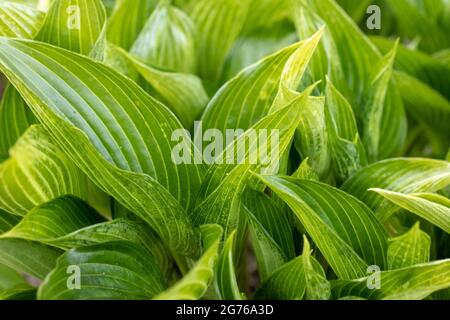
<box><xmin>0</xmin><ymin>0</ymin><xmax>449</xmax><ymax>300</ymax></box>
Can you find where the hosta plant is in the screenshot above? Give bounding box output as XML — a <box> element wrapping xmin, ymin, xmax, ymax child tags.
<box><xmin>0</xmin><ymin>0</ymin><xmax>449</xmax><ymax>301</ymax></box>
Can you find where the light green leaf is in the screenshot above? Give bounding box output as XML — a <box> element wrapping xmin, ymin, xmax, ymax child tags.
<box><xmin>0</xmin><ymin>238</ymin><xmax>62</xmax><ymax>279</ymax></box>
<box><xmin>215</xmin><ymin>231</ymin><xmax>242</xmax><ymax>300</ymax></box>
<box><xmin>119</xmin><ymin>46</ymin><xmax>209</xmax><ymax>128</ymax></box>
<box><xmin>0</xmin><ymin>84</ymin><xmax>37</xmax><ymax>155</ymax></box>
<box><xmin>106</xmin><ymin>0</ymin><xmax>157</xmax><ymax>50</ymax></box>
<box><xmin>38</xmin><ymin>241</ymin><xmax>167</xmax><ymax>300</ymax></box>
<box><xmin>36</xmin><ymin>0</ymin><xmax>107</xmax><ymax>60</ymax></box>
<box><xmin>255</xmin><ymin>236</ymin><xmax>330</xmax><ymax>300</ymax></box>
<box><xmin>130</xmin><ymin>0</ymin><xmax>197</xmax><ymax>74</ymax></box>
<box><xmin>1</xmin><ymin>196</ymin><xmax>104</xmax><ymax>246</ymax></box>
<box><xmin>189</xmin><ymin>0</ymin><xmax>251</xmax><ymax>86</ymax></box>
<box><xmin>0</xmin><ymin>2</ymin><xmax>45</xmax><ymax>38</ymax></box>
<box><xmin>341</xmin><ymin>158</ymin><xmax>450</xmax><ymax>221</ymax></box>
<box><xmin>0</xmin><ymin>38</ymin><xmax>202</xmax><ymax>256</ymax></box>
<box><xmin>0</xmin><ymin>125</ymin><xmax>85</xmax><ymax>216</ymax></box>
<box><xmin>256</xmin><ymin>176</ymin><xmax>388</xmax><ymax>279</ymax></box>
<box><xmin>192</xmin><ymin>87</ymin><xmax>314</xmax><ymax>237</ymax></box>
<box><xmin>0</xmin><ymin>263</ymin><xmax>27</xmax><ymax>290</ymax></box>
<box><xmin>292</xmin><ymin>158</ymin><xmax>319</xmax><ymax>181</ymax></box>
<box><xmin>387</xmin><ymin>222</ymin><xmax>431</xmax><ymax>269</ymax></box>
<box><xmin>201</xmin><ymin>28</ymin><xmax>323</xmax><ymax>136</ymax></box>
<box><xmin>154</xmin><ymin>224</ymin><xmax>222</xmax><ymax>300</ymax></box>
<box><xmin>371</xmin><ymin>189</ymin><xmax>450</xmax><ymax>234</ymax></box>
<box><xmin>332</xmin><ymin>259</ymin><xmax>450</xmax><ymax>300</ymax></box>
<box><xmin>324</xmin><ymin>79</ymin><xmax>367</xmax><ymax>181</ymax></box>
<box><xmin>49</xmin><ymin>217</ymin><xmax>174</xmax><ymax>278</ymax></box>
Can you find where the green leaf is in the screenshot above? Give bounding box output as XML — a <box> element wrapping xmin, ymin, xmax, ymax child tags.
<box><xmin>255</xmin><ymin>236</ymin><xmax>330</xmax><ymax>300</ymax></box>
<box><xmin>0</xmin><ymin>125</ymin><xmax>85</xmax><ymax>216</ymax></box>
<box><xmin>294</xmin><ymin>0</ymin><xmax>407</xmax><ymax>159</ymax></box>
<box><xmin>38</xmin><ymin>241</ymin><xmax>166</xmax><ymax>300</ymax></box>
<box><xmin>223</xmin><ymin>22</ymin><xmax>297</xmax><ymax>81</ymax></box>
<box><xmin>189</xmin><ymin>0</ymin><xmax>251</xmax><ymax>86</ymax></box>
<box><xmin>154</xmin><ymin>224</ymin><xmax>222</xmax><ymax>300</ymax></box>
<box><xmin>256</xmin><ymin>176</ymin><xmax>388</xmax><ymax>279</ymax></box>
<box><xmin>394</xmin><ymin>71</ymin><xmax>450</xmax><ymax>140</ymax></box>
<box><xmin>294</xmin><ymin>96</ymin><xmax>331</xmax><ymax>179</ymax></box>
<box><xmin>332</xmin><ymin>259</ymin><xmax>450</xmax><ymax>300</ymax></box>
<box><xmin>36</xmin><ymin>0</ymin><xmax>107</xmax><ymax>60</ymax></box>
<box><xmin>324</xmin><ymin>79</ymin><xmax>367</xmax><ymax>181</ymax></box>
<box><xmin>119</xmin><ymin>46</ymin><xmax>209</xmax><ymax>128</ymax></box>
<box><xmin>291</xmin><ymin>158</ymin><xmax>319</xmax><ymax>181</ymax></box>
<box><xmin>341</xmin><ymin>158</ymin><xmax>450</xmax><ymax>221</ymax></box>
<box><xmin>130</xmin><ymin>0</ymin><xmax>197</xmax><ymax>74</ymax></box>
<box><xmin>244</xmin><ymin>190</ymin><xmax>294</xmax><ymax>282</ymax></box>
<box><xmin>0</xmin><ymin>210</ymin><xmax>20</xmax><ymax>234</ymax></box>
<box><xmin>387</xmin><ymin>222</ymin><xmax>431</xmax><ymax>269</ymax></box>
<box><xmin>215</xmin><ymin>230</ymin><xmax>242</xmax><ymax>300</ymax></box>
<box><xmin>371</xmin><ymin>189</ymin><xmax>450</xmax><ymax>234</ymax></box>
<box><xmin>0</xmin><ymin>84</ymin><xmax>38</xmax><ymax>154</ymax></box>
<box><xmin>49</xmin><ymin>217</ymin><xmax>174</xmax><ymax>278</ymax></box>
<box><xmin>0</xmin><ymin>263</ymin><xmax>27</xmax><ymax>290</ymax></box>
<box><xmin>362</xmin><ymin>40</ymin><xmax>398</xmax><ymax>161</ymax></box>
<box><xmin>0</xmin><ymin>38</ymin><xmax>202</xmax><ymax>256</ymax></box>
<box><xmin>1</xmin><ymin>196</ymin><xmax>104</xmax><ymax>246</ymax></box>
<box><xmin>0</xmin><ymin>2</ymin><xmax>44</xmax><ymax>38</ymax></box>
<box><xmin>0</xmin><ymin>238</ymin><xmax>62</xmax><ymax>279</ymax></box>
<box><xmin>106</xmin><ymin>0</ymin><xmax>157</xmax><ymax>50</ymax></box>
<box><xmin>201</xmin><ymin>29</ymin><xmax>323</xmax><ymax>134</ymax></box>
<box><xmin>192</xmin><ymin>86</ymin><xmax>314</xmax><ymax>237</ymax></box>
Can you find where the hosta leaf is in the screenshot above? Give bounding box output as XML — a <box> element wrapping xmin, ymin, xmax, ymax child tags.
<box><xmin>294</xmin><ymin>96</ymin><xmax>331</xmax><ymax>179</ymax></box>
<box><xmin>0</xmin><ymin>2</ymin><xmax>44</xmax><ymax>38</ymax></box>
<box><xmin>192</xmin><ymin>87</ymin><xmax>314</xmax><ymax>237</ymax></box>
<box><xmin>256</xmin><ymin>236</ymin><xmax>330</xmax><ymax>300</ymax></box>
<box><xmin>292</xmin><ymin>158</ymin><xmax>319</xmax><ymax>181</ymax></box>
<box><xmin>332</xmin><ymin>259</ymin><xmax>450</xmax><ymax>300</ymax></box>
<box><xmin>106</xmin><ymin>0</ymin><xmax>157</xmax><ymax>50</ymax></box>
<box><xmin>362</xmin><ymin>41</ymin><xmax>398</xmax><ymax>161</ymax></box>
<box><xmin>341</xmin><ymin>158</ymin><xmax>450</xmax><ymax>221</ymax></box>
<box><xmin>0</xmin><ymin>263</ymin><xmax>27</xmax><ymax>290</ymax></box>
<box><xmin>49</xmin><ymin>217</ymin><xmax>173</xmax><ymax>277</ymax></box>
<box><xmin>154</xmin><ymin>224</ymin><xmax>222</xmax><ymax>300</ymax></box>
<box><xmin>257</xmin><ymin>176</ymin><xmax>388</xmax><ymax>279</ymax></box>
<box><xmin>215</xmin><ymin>231</ymin><xmax>242</xmax><ymax>300</ymax></box>
<box><xmin>0</xmin><ymin>125</ymin><xmax>85</xmax><ymax>216</ymax></box>
<box><xmin>130</xmin><ymin>0</ymin><xmax>197</xmax><ymax>74</ymax></box>
<box><xmin>36</xmin><ymin>0</ymin><xmax>107</xmax><ymax>59</ymax></box>
<box><xmin>387</xmin><ymin>222</ymin><xmax>431</xmax><ymax>269</ymax></box>
<box><xmin>119</xmin><ymin>47</ymin><xmax>209</xmax><ymax>128</ymax></box>
<box><xmin>244</xmin><ymin>189</ymin><xmax>295</xmax><ymax>259</ymax></box>
<box><xmin>201</xmin><ymin>28</ymin><xmax>323</xmax><ymax>134</ymax></box>
<box><xmin>0</xmin><ymin>210</ymin><xmax>20</xmax><ymax>233</ymax></box>
<box><xmin>371</xmin><ymin>189</ymin><xmax>450</xmax><ymax>234</ymax></box>
<box><xmin>0</xmin><ymin>286</ymin><xmax>36</xmax><ymax>300</ymax></box>
<box><xmin>0</xmin><ymin>38</ymin><xmax>202</xmax><ymax>256</ymax></box>
<box><xmin>394</xmin><ymin>71</ymin><xmax>450</xmax><ymax>140</ymax></box>
<box><xmin>324</xmin><ymin>79</ymin><xmax>367</xmax><ymax>181</ymax></box>
<box><xmin>386</xmin><ymin>0</ymin><xmax>449</xmax><ymax>53</ymax></box>
<box><xmin>244</xmin><ymin>190</ymin><xmax>294</xmax><ymax>282</ymax></box>
<box><xmin>0</xmin><ymin>238</ymin><xmax>62</xmax><ymax>279</ymax></box>
<box><xmin>240</xmin><ymin>0</ymin><xmax>292</xmax><ymax>36</ymax></box>
<box><xmin>371</xmin><ymin>36</ymin><xmax>450</xmax><ymax>100</ymax></box>
<box><xmin>0</xmin><ymin>196</ymin><xmax>104</xmax><ymax>245</ymax></box>
<box><xmin>295</xmin><ymin>0</ymin><xmax>407</xmax><ymax>159</ymax></box>
<box><xmin>38</xmin><ymin>241</ymin><xmax>166</xmax><ymax>300</ymax></box>
<box><xmin>0</xmin><ymin>84</ymin><xmax>37</xmax><ymax>154</ymax></box>
<box><xmin>223</xmin><ymin>22</ymin><xmax>297</xmax><ymax>81</ymax></box>
<box><xmin>189</xmin><ymin>0</ymin><xmax>251</xmax><ymax>87</ymax></box>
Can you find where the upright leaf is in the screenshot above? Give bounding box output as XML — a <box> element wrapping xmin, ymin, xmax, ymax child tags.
<box><xmin>387</xmin><ymin>222</ymin><xmax>431</xmax><ymax>269</ymax></box>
